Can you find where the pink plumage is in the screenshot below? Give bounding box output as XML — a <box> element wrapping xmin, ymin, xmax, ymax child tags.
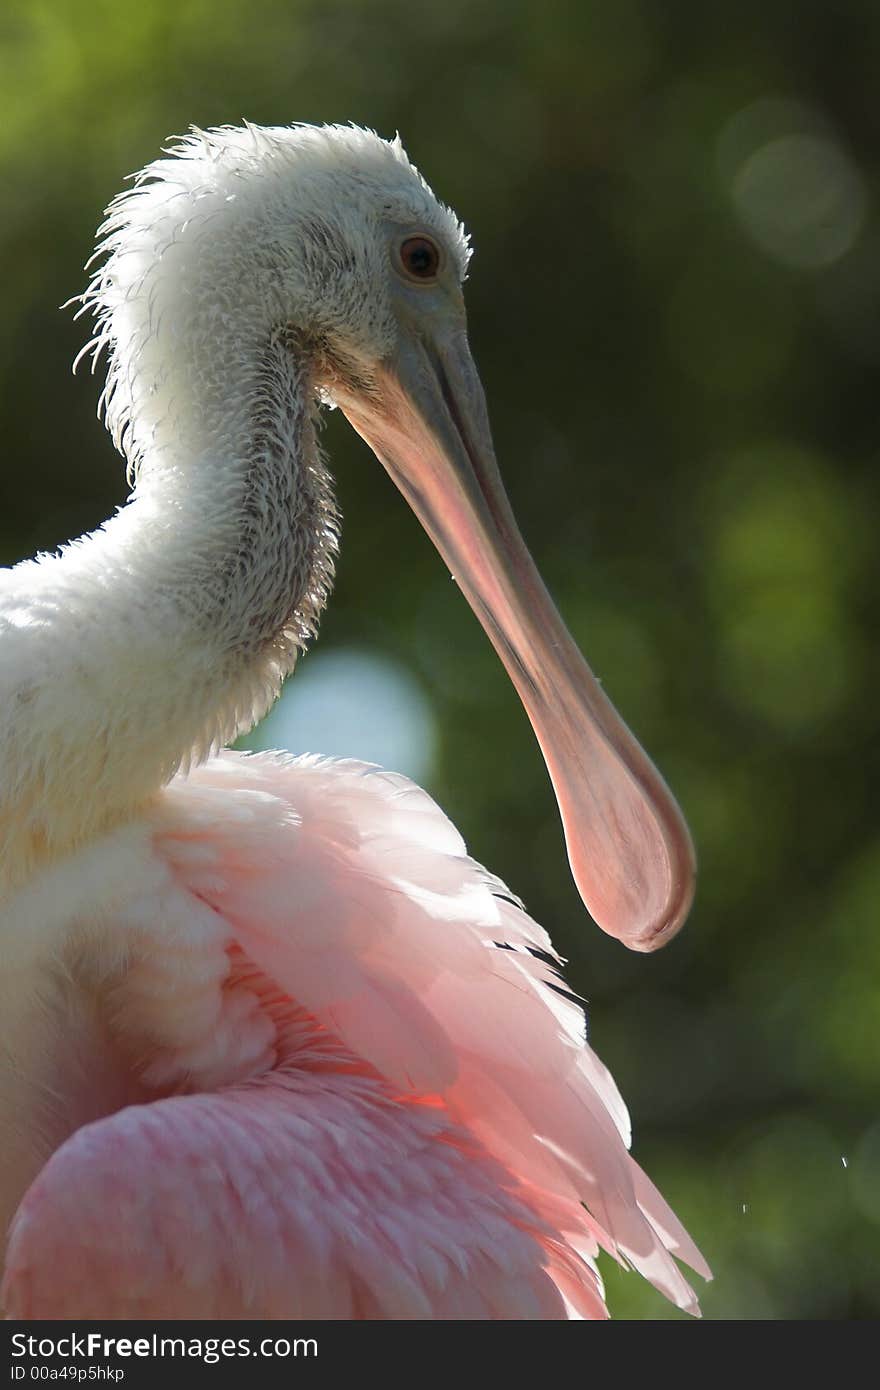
<box><xmin>2</xmin><ymin>753</ymin><xmax>707</xmax><ymax>1319</ymax></box>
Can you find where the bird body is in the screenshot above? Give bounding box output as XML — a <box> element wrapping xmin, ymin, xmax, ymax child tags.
<box><xmin>0</xmin><ymin>124</ymin><xmax>706</xmax><ymax>1318</ymax></box>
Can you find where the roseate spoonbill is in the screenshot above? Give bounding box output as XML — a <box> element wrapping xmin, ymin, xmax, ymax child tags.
<box><xmin>0</xmin><ymin>124</ymin><xmax>708</xmax><ymax>1319</ymax></box>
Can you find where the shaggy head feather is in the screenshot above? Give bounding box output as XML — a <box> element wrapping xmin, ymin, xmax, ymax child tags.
<box><xmin>78</xmin><ymin>123</ymin><xmax>471</xmax><ymax>477</ymax></box>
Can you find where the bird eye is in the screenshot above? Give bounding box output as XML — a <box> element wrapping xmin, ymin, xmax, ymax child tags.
<box><xmin>397</xmin><ymin>235</ymin><xmax>442</xmax><ymax>282</ymax></box>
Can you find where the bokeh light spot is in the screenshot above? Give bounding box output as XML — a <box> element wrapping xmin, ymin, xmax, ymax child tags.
<box><xmin>241</xmin><ymin>646</ymin><xmax>438</xmax><ymax>785</ymax></box>
<box><xmin>731</xmin><ymin>133</ymin><xmax>866</xmax><ymax>270</ymax></box>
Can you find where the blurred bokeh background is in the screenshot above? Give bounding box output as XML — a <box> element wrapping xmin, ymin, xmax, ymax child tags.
<box><xmin>1</xmin><ymin>0</ymin><xmax>877</xmax><ymax>1319</ymax></box>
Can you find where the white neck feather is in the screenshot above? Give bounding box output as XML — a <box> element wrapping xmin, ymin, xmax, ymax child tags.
<box><xmin>0</xmin><ymin>316</ymin><xmax>337</xmax><ymax>892</ymax></box>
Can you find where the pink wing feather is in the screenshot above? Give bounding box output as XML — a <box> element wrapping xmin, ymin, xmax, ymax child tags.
<box><xmin>3</xmin><ymin>750</ymin><xmax>708</xmax><ymax>1319</ymax></box>
<box><xmin>162</xmin><ymin>752</ymin><xmax>709</xmax><ymax>1308</ymax></box>
<box><xmin>5</xmin><ymin>1008</ymin><xmax>581</xmax><ymax>1319</ymax></box>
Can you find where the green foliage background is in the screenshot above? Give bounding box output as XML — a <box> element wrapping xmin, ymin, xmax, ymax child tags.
<box><xmin>1</xmin><ymin>0</ymin><xmax>877</xmax><ymax>1319</ymax></box>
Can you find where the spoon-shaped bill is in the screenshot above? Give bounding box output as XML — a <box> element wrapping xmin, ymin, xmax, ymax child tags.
<box><xmin>340</xmin><ymin>329</ymin><xmax>695</xmax><ymax>952</ymax></box>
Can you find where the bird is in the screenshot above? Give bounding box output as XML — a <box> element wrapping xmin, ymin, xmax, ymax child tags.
<box><xmin>0</xmin><ymin>122</ymin><xmax>708</xmax><ymax>1320</ymax></box>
